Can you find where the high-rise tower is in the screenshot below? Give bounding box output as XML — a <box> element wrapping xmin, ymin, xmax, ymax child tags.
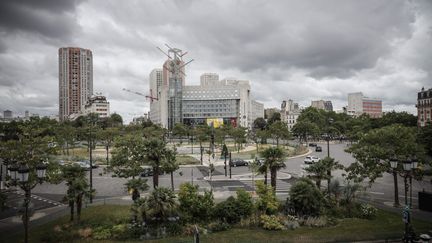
<box><xmin>59</xmin><ymin>47</ymin><xmax>93</xmax><ymax>121</ymax></box>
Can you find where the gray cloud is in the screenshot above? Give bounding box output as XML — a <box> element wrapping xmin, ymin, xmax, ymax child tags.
<box><xmin>0</xmin><ymin>0</ymin><xmax>430</xmax><ymax>121</ymax></box>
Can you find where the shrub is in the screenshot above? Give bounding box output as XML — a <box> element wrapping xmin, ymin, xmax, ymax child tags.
<box><xmin>359</xmin><ymin>204</ymin><xmax>377</xmax><ymax>219</ymax></box>
<box><xmin>77</xmin><ymin>227</ymin><xmax>92</xmax><ymax>238</ymax></box>
<box><xmin>256</xmin><ymin>181</ymin><xmax>279</xmax><ymax>215</ymax></box>
<box><xmin>260</xmin><ymin>215</ymin><xmax>284</xmax><ymax>230</ymax></box>
<box><xmin>298</xmin><ymin>216</ymin><xmax>329</xmax><ymax>227</ymax></box>
<box><xmin>92</xmin><ymin>226</ymin><xmax>112</xmax><ymax>240</ymax></box>
<box><xmin>111</xmin><ymin>224</ymin><xmax>128</xmax><ymax>239</ymax></box>
<box><xmin>235</xmin><ymin>189</ymin><xmax>254</xmax><ymax>218</ymax></box>
<box><xmin>178</xmin><ymin>183</ymin><xmax>214</xmax><ymax>223</ymax></box>
<box><xmin>165</xmin><ymin>222</ymin><xmax>183</xmax><ymax>236</ymax></box>
<box><xmin>207</xmin><ymin>221</ymin><xmax>231</xmax><ymax>232</ymax></box>
<box><xmin>39</xmin><ymin>228</ymin><xmax>76</xmax><ymax>242</ymax></box>
<box><xmin>214</xmin><ymin>196</ymin><xmax>242</xmax><ymax>224</ymax></box>
<box><xmin>288</xmin><ymin>178</ymin><xmax>324</xmax><ymax>216</ymax></box>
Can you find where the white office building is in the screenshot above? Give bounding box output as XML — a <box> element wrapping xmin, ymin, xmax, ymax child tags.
<box><xmin>83</xmin><ymin>95</ymin><xmax>110</xmax><ymax>118</ymax></box>
<box><xmin>150</xmin><ymin>71</ymin><xmax>264</xmax><ymax>128</ymax></box>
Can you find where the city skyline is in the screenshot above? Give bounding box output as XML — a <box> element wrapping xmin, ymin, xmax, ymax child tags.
<box><xmin>0</xmin><ymin>0</ymin><xmax>431</xmax><ymax>122</ymax></box>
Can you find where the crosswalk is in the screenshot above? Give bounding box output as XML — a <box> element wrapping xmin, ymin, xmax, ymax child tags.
<box><xmin>208</xmin><ymin>179</ymin><xmax>293</xmax><ymax>194</ymax></box>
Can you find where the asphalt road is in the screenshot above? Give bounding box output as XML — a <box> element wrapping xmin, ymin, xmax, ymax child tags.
<box><xmin>4</xmin><ymin>142</ymin><xmax>432</xmax><ymax>217</ymax></box>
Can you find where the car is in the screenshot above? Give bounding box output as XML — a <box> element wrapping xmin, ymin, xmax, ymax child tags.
<box><xmin>82</xmin><ymin>160</ymin><xmax>99</xmax><ymax>169</ymax></box>
<box><xmin>308</xmin><ymin>143</ymin><xmax>317</xmax><ymax>147</ymax></box>
<box><xmin>230</xmin><ymin>159</ymin><xmax>248</xmax><ymax>167</ymax></box>
<box><xmin>315</xmin><ymin>146</ymin><xmax>322</xmax><ymax>152</ymax></box>
<box><xmin>255</xmin><ymin>158</ymin><xmax>265</xmax><ymax>166</ymax></box>
<box><xmin>304</xmin><ymin>156</ymin><xmax>320</xmax><ymax>164</ymax></box>
<box><xmin>140</xmin><ymin>166</ymin><xmax>164</xmax><ymax>177</ymax></box>
<box><xmin>74</xmin><ymin>161</ymin><xmax>91</xmax><ymax>170</ymax></box>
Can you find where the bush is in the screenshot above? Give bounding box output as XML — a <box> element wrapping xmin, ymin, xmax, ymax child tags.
<box><xmin>288</xmin><ymin>178</ymin><xmax>324</xmax><ymax>216</ymax></box>
<box><xmin>298</xmin><ymin>216</ymin><xmax>329</xmax><ymax>227</ymax></box>
<box><xmin>260</xmin><ymin>215</ymin><xmax>284</xmax><ymax>230</ymax></box>
<box><xmin>39</xmin><ymin>228</ymin><xmax>76</xmax><ymax>242</ymax></box>
<box><xmin>235</xmin><ymin>189</ymin><xmax>254</xmax><ymax>218</ymax></box>
<box><xmin>111</xmin><ymin>224</ymin><xmax>129</xmax><ymax>239</ymax></box>
<box><xmin>214</xmin><ymin>196</ymin><xmax>242</xmax><ymax>224</ymax></box>
<box><xmin>207</xmin><ymin>221</ymin><xmax>231</xmax><ymax>232</ymax></box>
<box><xmin>282</xmin><ymin>215</ymin><xmax>300</xmax><ymax>230</ymax></box>
<box><xmin>165</xmin><ymin>222</ymin><xmax>183</xmax><ymax>236</ymax></box>
<box><xmin>178</xmin><ymin>183</ymin><xmax>214</xmax><ymax>223</ymax></box>
<box><xmin>359</xmin><ymin>204</ymin><xmax>378</xmax><ymax>219</ymax></box>
<box><xmin>92</xmin><ymin>226</ymin><xmax>112</xmax><ymax>240</ymax></box>
<box><xmin>256</xmin><ymin>181</ymin><xmax>279</xmax><ymax>215</ymax></box>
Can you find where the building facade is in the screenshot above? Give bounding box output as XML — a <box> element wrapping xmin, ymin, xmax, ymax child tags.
<box><xmin>417</xmin><ymin>87</ymin><xmax>432</xmax><ymax>127</ymax></box>
<box><xmin>59</xmin><ymin>47</ymin><xmax>93</xmax><ymax>121</ymax></box>
<box><xmin>347</xmin><ymin>92</ymin><xmax>382</xmax><ymax>118</ymax></box>
<box><xmin>3</xmin><ymin>110</ymin><xmax>12</xmax><ymax>119</ymax></box>
<box><xmin>84</xmin><ymin>95</ymin><xmax>110</xmax><ymax>118</ymax></box>
<box><xmin>311</xmin><ymin>100</ymin><xmax>333</xmax><ymax>111</ymax></box>
<box><xmin>150</xmin><ymin>69</ymin><xmax>263</xmax><ymax>128</ymax></box>
<box><xmin>280</xmin><ymin>99</ymin><xmax>301</xmax><ymax>131</ymax></box>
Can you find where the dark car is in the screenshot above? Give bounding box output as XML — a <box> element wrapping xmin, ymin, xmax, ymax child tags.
<box><xmin>315</xmin><ymin>146</ymin><xmax>322</xmax><ymax>152</ymax></box>
<box><xmin>140</xmin><ymin>167</ymin><xmax>164</xmax><ymax>177</ymax></box>
<box><xmin>308</xmin><ymin>143</ymin><xmax>317</xmax><ymax>147</ymax></box>
<box><xmin>230</xmin><ymin>159</ymin><xmax>248</xmax><ymax>167</ymax></box>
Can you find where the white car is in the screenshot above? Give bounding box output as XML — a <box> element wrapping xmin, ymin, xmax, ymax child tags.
<box><xmin>304</xmin><ymin>156</ymin><xmax>320</xmax><ymax>164</ymax></box>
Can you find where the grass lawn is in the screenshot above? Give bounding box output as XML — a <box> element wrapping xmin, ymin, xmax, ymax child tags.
<box><xmin>177</xmin><ymin>155</ymin><xmax>201</xmax><ymax>165</ymax></box>
<box><xmin>5</xmin><ymin>205</ymin><xmax>431</xmax><ymax>243</ymax></box>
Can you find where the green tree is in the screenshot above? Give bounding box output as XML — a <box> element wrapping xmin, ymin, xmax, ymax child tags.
<box><xmin>268</xmin><ymin>121</ymin><xmax>291</xmax><ymax>146</ymax></box>
<box><xmin>178</xmin><ymin>183</ymin><xmax>214</xmax><ymax>223</ymax></box>
<box><xmin>143</xmin><ymin>138</ymin><xmax>169</xmax><ymax>188</ymax></box>
<box><xmin>418</xmin><ymin>122</ymin><xmax>432</xmax><ymax>157</ymax></box>
<box><xmin>98</xmin><ymin>127</ymin><xmax>119</xmax><ymax>165</ymax></box>
<box><xmin>253</xmin><ymin>117</ymin><xmax>267</xmax><ymax>130</ymax></box>
<box><xmin>55</xmin><ymin>122</ymin><xmax>76</xmax><ymax>156</ymax></box>
<box><xmin>260</xmin><ymin>147</ymin><xmax>286</xmax><ymax>191</ymax></box>
<box><xmin>255</xmin><ymin>180</ymin><xmax>279</xmax><ymax>215</ymax></box>
<box><xmin>232</xmin><ymin>127</ymin><xmax>247</xmax><ymax>152</ymax></box>
<box><xmin>213</xmin><ymin>189</ymin><xmax>253</xmax><ymax>224</ymax></box>
<box><xmin>172</xmin><ymin>123</ymin><xmax>187</xmax><ymax>141</ymax></box>
<box><xmin>288</xmin><ymin>178</ymin><xmax>324</xmax><ymax>216</ymax></box>
<box><xmin>346</xmin><ymin>124</ymin><xmax>423</xmax><ymax>207</ymax></box>
<box><xmin>162</xmin><ymin>147</ymin><xmax>179</xmax><ymax>191</ymax></box>
<box><xmin>292</xmin><ymin>120</ymin><xmax>319</xmax><ymax>143</ymax></box>
<box><xmin>267</xmin><ymin>112</ymin><xmax>281</xmax><ymax>126</ymax></box>
<box><xmin>109</xmin><ymin>113</ymin><xmax>123</xmax><ymax>127</ymax></box>
<box><xmin>62</xmin><ymin>165</ymin><xmax>93</xmax><ymax>222</ymax></box>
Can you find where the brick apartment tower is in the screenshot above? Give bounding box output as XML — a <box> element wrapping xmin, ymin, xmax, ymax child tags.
<box><xmin>59</xmin><ymin>47</ymin><xmax>93</xmax><ymax>121</ymax></box>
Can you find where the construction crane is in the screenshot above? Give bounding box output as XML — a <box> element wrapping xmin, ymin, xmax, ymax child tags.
<box><xmin>122</xmin><ymin>88</ymin><xmax>158</xmax><ymax>103</ymax></box>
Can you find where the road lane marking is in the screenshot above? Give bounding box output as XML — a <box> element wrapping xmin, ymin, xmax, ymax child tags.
<box><xmin>368</xmin><ymin>191</ymin><xmax>385</xmax><ymax>195</ymax></box>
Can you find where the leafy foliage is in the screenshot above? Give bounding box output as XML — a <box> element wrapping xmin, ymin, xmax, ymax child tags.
<box><xmin>255</xmin><ymin>181</ymin><xmax>279</xmax><ymax>215</ymax></box>
<box><xmin>288</xmin><ymin>178</ymin><xmax>324</xmax><ymax>217</ymax></box>
<box><xmin>178</xmin><ymin>183</ymin><xmax>214</xmax><ymax>223</ymax></box>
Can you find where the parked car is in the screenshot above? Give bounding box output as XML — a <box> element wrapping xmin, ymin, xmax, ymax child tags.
<box><xmin>304</xmin><ymin>156</ymin><xmax>320</xmax><ymax>164</ymax></box>
<box><xmin>140</xmin><ymin>166</ymin><xmax>164</xmax><ymax>177</ymax></box>
<box><xmin>255</xmin><ymin>158</ymin><xmax>265</xmax><ymax>166</ymax></box>
<box><xmin>308</xmin><ymin>143</ymin><xmax>317</xmax><ymax>147</ymax></box>
<box><xmin>230</xmin><ymin>159</ymin><xmax>248</xmax><ymax>167</ymax></box>
<box><xmin>82</xmin><ymin>160</ymin><xmax>99</xmax><ymax>169</ymax></box>
<box><xmin>74</xmin><ymin>161</ymin><xmax>91</xmax><ymax>170</ymax></box>
<box><xmin>315</xmin><ymin>146</ymin><xmax>322</xmax><ymax>152</ymax></box>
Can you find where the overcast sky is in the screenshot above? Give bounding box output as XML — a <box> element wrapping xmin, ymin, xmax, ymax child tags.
<box><xmin>0</xmin><ymin>0</ymin><xmax>431</xmax><ymax>122</ymax></box>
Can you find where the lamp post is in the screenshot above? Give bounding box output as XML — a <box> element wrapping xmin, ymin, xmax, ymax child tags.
<box><xmin>389</xmin><ymin>156</ymin><xmax>418</xmax><ymax>242</ymax></box>
<box><xmin>7</xmin><ymin>160</ymin><xmax>47</xmax><ymax>243</ymax></box>
<box><xmin>326</xmin><ymin>118</ymin><xmax>333</xmax><ymax>192</ymax></box>
<box><xmin>389</xmin><ymin>157</ymin><xmax>400</xmax><ymax>207</ymax></box>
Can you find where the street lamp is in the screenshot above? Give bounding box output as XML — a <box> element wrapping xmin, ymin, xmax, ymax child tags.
<box><xmin>7</xmin><ymin>160</ymin><xmax>47</xmax><ymax>243</ymax></box>
<box><xmin>389</xmin><ymin>156</ymin><xmax>418</xmax><ymax>242</ymax></box>
<box><xmin>325</xmin><ymin>117</ymin><xmax>334</xmax><ymax>192</ymax></box>
<box><xmin>389</xmin><ymin>157</ymin><xmax>400</xmax><ymax>207</ymax></box>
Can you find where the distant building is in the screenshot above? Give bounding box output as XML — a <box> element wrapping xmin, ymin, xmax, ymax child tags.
<box><xmin>311</xmin><ymin>100</ymin><xmax>333</xmax><ymax>112</ymax></box>
<box><xmin>417</xmin><ymin>87</ymin><xmax>432</xmax><ymax>127</ymax></box>
<box><xmin>348</xmin><ymin>92</ymin><xmax>382</xmax><ymax>118</ymax></box>
<box><xmin>149</xmin><ymin>50</ymin><xmax>264</xmax><ymax>129</ymax></box>
<box><xmin>84</xmin><ymin>95</ymin><xmax>110</xmax><ymax>118</ymax></box>
<box><xmin>200</xmin><ymin>73</ymin><xmax>220</xmax><ymax>86</ymax></box>
<box><xmin>264</xmin><ymin>108</ymin><xmax>280</xmax><ymax>120</ymax></box>
<box><xmin>59</xmin><ymin>47</ymin><xmax>93</xmax><ymax>121</ymax></box>
<box><xmin>281</xmin><ymin>99</ymin><xmax>301</xmax><ymax>131</ymax></box>
<box><xmin>324</xmin><ymin>101</ymin><xmax>333</xmax><ymax>112</ymax></box>
<box><xmin>3</xmin><ymin>110</ymin><xmax>12</xmax><ymax>119</ymax></box>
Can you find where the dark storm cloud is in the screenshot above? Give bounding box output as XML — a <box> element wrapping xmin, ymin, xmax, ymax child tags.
<box><xmin>0</xmin><ymin>0</ymin><xmax>84</xmax><ymax>40</ymax></box>
<box><xmin>0</xmin><ymin>0</ymin><xmax>430</xmax><ymax>120</ymax></box>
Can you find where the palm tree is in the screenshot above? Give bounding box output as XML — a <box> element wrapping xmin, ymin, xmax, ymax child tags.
<box><xmin>146</xmin><ymin>187</ymin><xmax>177</xmax><ymax>223</ymax></box>
<box><xmin>328</xmin><ymin>178</ymin><xmax>343</xmax><ymax>207</ymax></box>
<box><xmin>321</xmin><ymin>157</ymin><xmax>344</xmax><ymax>192</ymax></box>
<box><xmin>304</xmin><ymin>160</ymin><xmax>329</xmax><ymax>189</ymax></box>
<box><xmin>125</xmin><ymin>178</ymin><xmax>149</xmax><ymax>201</ymax></box>
<box><xmin>260</xmin><ymin>147</ymin><xmax>286</xmax><ymax>191</ymax></box>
